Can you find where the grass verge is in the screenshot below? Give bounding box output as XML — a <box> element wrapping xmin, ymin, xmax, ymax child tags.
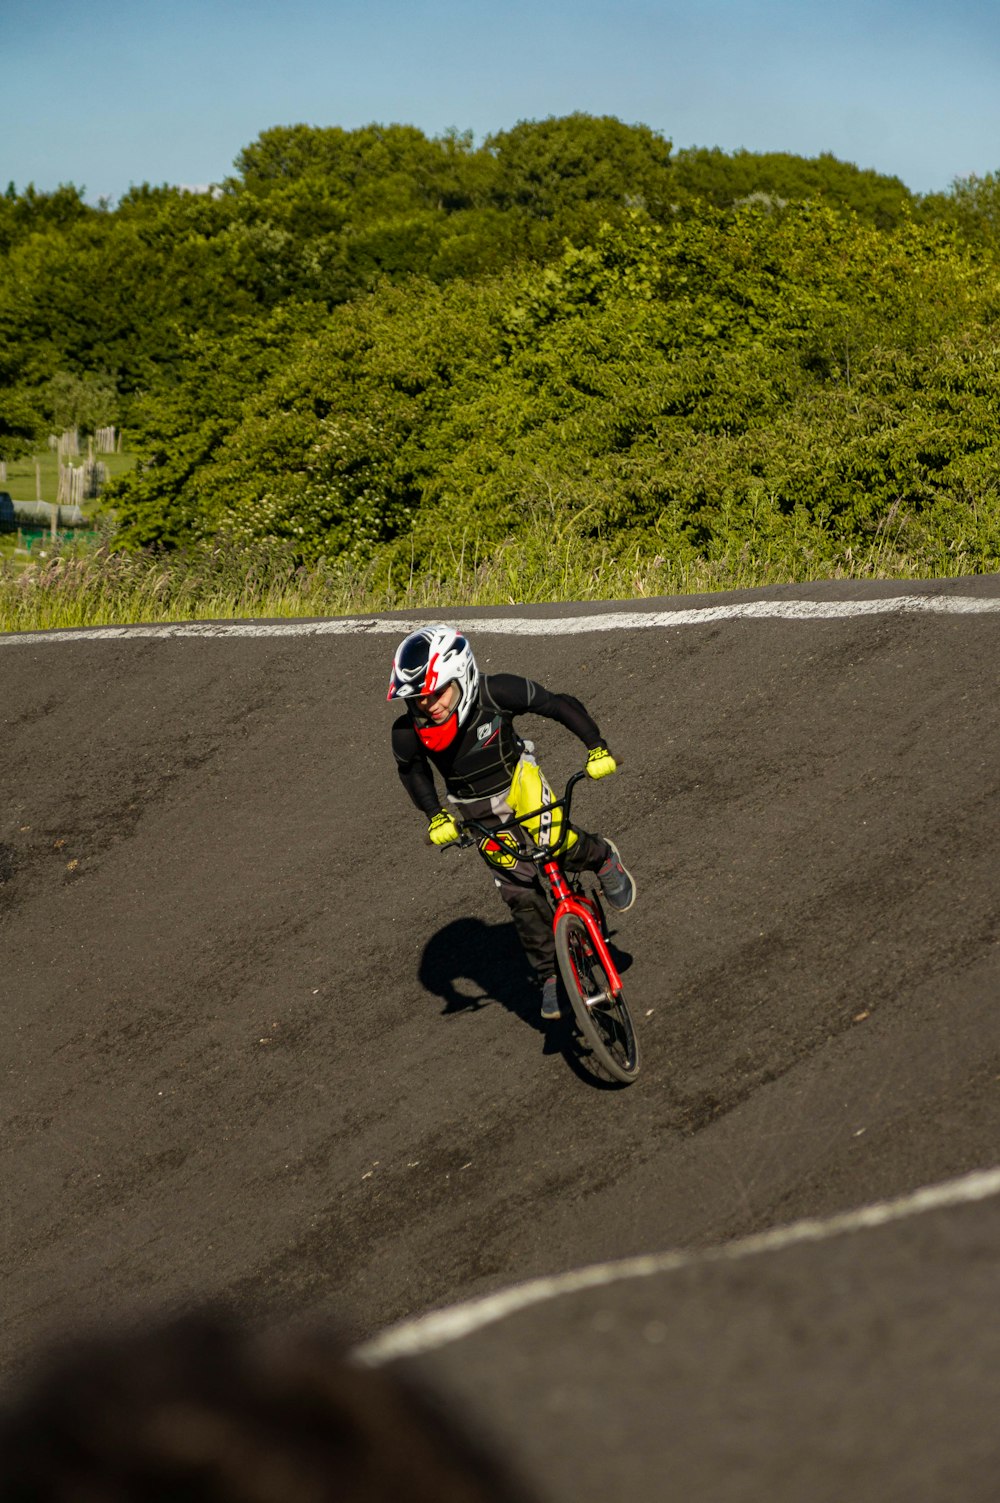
<box><xmin>1</xmin><ymin>525</ymin><xmax>996</xmax><ymax>635</ymax></box>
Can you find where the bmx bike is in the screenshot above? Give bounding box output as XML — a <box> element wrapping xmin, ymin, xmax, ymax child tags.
<box><xmin>454</xmin><ymin>769</ymin><xmax>640</xmax><ymax>1084</ymax></box>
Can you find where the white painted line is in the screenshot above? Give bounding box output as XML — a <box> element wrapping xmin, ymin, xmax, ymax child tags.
<box><xmin>354</xmin><ymin>1164</ymin><xmax>1000</xmax><ymax>1366</ymax></box>
<box><xmin>1</xmin><ymin>594</ymin><xmax>999</xmax><ymax>646</ymax></box>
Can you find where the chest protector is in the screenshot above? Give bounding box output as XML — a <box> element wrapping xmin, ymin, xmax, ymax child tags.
<box><xmin>420</xmin><ymin>679</ymin><xmax>526</xmax><ymax>801</ymax></box>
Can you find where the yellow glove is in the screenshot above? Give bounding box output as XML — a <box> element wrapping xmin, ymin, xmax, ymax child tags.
<box><xmin>428</xmin><ymin>809</ymin><xmax>460</xmax><ymax>846</ymax></box>
<box><xmin>586</xmin><ymin>746</ymin><xmax>618</xmax><ymax>780</ymax></box>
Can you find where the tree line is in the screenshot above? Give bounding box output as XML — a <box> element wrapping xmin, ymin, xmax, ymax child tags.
<box><xmin>2</xmin><ymin>114</ymin><xmax>999</xmax><ymax>581</ymax></box>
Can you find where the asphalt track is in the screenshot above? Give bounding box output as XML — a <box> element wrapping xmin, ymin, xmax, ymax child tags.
<box><xmin>3</xmin><ymin>575</ymin><xmax>1000</xmax><ymax>1498</ymax></box>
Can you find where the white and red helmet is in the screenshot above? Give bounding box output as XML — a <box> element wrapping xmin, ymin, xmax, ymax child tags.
<box><xmin>387</xmin><ymin>625</ymin><xmax>479</xmax><ymax>750</ymax></box>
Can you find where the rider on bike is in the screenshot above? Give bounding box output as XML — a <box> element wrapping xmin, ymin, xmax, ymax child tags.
<box><xmin>388</xmin><ymin>625</ymin><xmax>636</xmax><ymax>1021</ymax></box>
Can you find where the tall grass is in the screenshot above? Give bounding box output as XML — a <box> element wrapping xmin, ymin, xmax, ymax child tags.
<box><xmin>0</xmin><ymin>525</ymin><xmax>994</xmax><ymax>635</ymax></box>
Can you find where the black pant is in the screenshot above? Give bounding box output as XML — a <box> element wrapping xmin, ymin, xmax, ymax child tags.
<box><xmin>493</xmin><ymin>828</ymin><xmax>609</xmax><ymax>981</ymax></box>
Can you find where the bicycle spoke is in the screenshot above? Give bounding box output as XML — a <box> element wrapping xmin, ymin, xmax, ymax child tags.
<box><xmin>555</xmin><ymin>913</ymin><xmax>639</xmax><ymax>1083</ymax></box>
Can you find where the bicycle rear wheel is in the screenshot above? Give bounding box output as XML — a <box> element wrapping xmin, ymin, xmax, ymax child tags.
<box><xmin>555</xmin><ymin>912</ymin><xmax>640</xmax><ymax>1083</ymax></box>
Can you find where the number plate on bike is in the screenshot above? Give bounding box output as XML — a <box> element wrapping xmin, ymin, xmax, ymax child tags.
<box><xmin>478</xmin><ymin>829</ymin><xmax>521</xmax><ymax>869</ymax></box>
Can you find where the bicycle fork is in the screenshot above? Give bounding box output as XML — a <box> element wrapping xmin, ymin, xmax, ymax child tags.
<box><xmin>544</xmin><ymin>860</ymin><xmax>624</xmax><ymax>1003</ymax></box>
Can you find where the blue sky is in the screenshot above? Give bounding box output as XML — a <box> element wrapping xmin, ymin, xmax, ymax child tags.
<box><xmin>3</xmin><ymin>0</ymin><xmax>999</xmax><ymax>202</ymax></box>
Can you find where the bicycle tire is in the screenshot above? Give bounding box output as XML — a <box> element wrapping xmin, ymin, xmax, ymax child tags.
<box><xmin>555</xmin><ymin>912</ymin><xmax>640</xmax><ymax>1083</ymax></box>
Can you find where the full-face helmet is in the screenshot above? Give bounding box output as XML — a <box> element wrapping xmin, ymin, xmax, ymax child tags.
<box><xmin>387</xmin><ymin>625</ymin><xmax>479</xmax><ymax>750</ymax></box>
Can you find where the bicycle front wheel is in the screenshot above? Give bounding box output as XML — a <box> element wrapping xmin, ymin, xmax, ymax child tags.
<box><xmin>555</xmin><ymin>913</ymin><xmax>640</xmax><ymax>1083</ymax></box>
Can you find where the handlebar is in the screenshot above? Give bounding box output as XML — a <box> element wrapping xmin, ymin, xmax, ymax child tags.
<box><xmin>454</xmin><ymin>768</ymin><xmax>588</xmax><ymax>865</ymax></box>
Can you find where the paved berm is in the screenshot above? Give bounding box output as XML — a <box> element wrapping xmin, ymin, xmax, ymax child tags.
<box><xmin>2</xmin><ymin>575</ymin><xmax>999</xmax><ymax>1499</ymax></box>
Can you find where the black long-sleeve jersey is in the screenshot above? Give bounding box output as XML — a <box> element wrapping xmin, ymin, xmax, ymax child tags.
<box><xmin>392</xmin><ymin>673</ymin><xmax>605</xmax><ymax>815</ymax></box>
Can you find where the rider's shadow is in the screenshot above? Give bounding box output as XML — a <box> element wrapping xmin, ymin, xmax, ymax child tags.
<box><xmin>418</xmin><ymin>916</ymin><xmax>542</xmax><ymax>1031</ymax></box>
<box><xmin>417</xmin><ymin>915</ymin><xmax>636</xmax><ymax>1050</ymax></box>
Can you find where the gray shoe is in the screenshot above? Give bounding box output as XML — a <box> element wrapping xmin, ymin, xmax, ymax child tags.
<box><xmin>540</xmin><ymin>975</ymin><xmax>561</xmax><ymax>1020</ymax></box>
<box><xmin>598</xmin><ymin>840</ymin><xmax>636</xmax><ymax>912</ymax></box>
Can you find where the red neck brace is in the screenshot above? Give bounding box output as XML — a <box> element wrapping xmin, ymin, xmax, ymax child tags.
<box><xmin>415</xmin><ymin>710</ymin><xmax>459</xmax><ymax>751</ymax></box>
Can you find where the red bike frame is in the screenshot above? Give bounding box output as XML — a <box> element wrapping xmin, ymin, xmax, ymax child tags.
<box><xmin>541</xmin><ymin>858</ymin><xmax>624</xmax><ymax>998</ymax></box>
<box><xmin>466</xmin><ymin>768</ymin><xmax>624</xmax><ymax>998</ymax></box>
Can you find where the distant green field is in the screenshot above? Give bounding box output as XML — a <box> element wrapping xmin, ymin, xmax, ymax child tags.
<box><xmin>0</xmin><ymin>445</ymin><xmax>130</xmax><ymax>577</ymax></box>
<box><xmin>2</xmin><ymin>447</ymin><xmax>136</xmax><ymax>509</ymax></box>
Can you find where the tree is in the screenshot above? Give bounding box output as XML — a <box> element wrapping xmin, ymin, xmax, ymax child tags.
<box><xmin>671</xmin><ymin>148</ymin><xmax>914</xmax><ymax>229</ymax></box>
<box><xmin>0</xmin><ymin>387</ymin><xmax>40</xmax><ymax>457</ymax></box>
<box><xmin>230</xmin><ymin>122</ymin><xmax>483</xmax><ymax>221</ymax></box>
<box><xmin>0</xmin><ymin>181</ymin><xmax>92</xmax><ymax>255</ymax></box>
<box><xmin>922</xmin><ymin>170</ymin><xmax>1000</xmax><ymax>255</ymax></box>
<box><xmin>485</xmin><ymin>113</ymin><xmax>675</xmax><ymax>227</ymax></box>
